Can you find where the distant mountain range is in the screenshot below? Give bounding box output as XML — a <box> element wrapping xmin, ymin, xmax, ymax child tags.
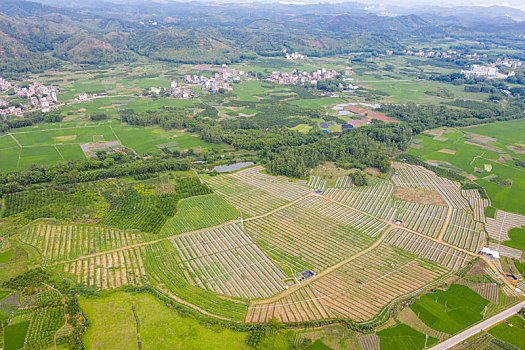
<box><xmin>1</xmin><ymin>0</ymin><xmax>524</xmax><ymax>76</ymax></box>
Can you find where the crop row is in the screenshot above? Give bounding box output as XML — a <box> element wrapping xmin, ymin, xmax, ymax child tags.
<box><xmin>206</xmin><ymin>175</ymin><xmax>288</xmax><ymax>217</ymax></box>
<box><xmin>443</xmin><ymin>209</ymin><xmax>485</xmax><ymax>253</ymax></box>
<box><xmin>323</xmin><ymin>180</ymin><xmax>396</xmax><ymax>221</ymax></box>
<box><xmin>246</xmin><ymin>243</ymin><xmax>448</xmax><ymax>323</ymax></box>
<box><xmin>462</xmin><ymin>189</ymin><xmax>491</xmax><ymax>223</ymax></box>
<box><xmin>394</xmin><ymin>201</ymin><xmax>447</xmax><ymax>238</ymax></box>
<box><xmin>385</xmin><ymin>229</ymin><xmax>469</xmax><ymax>270</ymax></box>
<box><xmin>487</xmin><ymin>242</ymin><xmax>522</xmax><ymax>259</ymax></box>
<box><xmin>231</xmin><ymin>166</ymin><xmax>310</xmax><ymax>201</ymax></box>
<box><xmin>20</xmin><ymin>224</ymin><xmax>145</xmax><ymax>264</ymax></box>
<box><xmin>485</xmin><ymin>209</ymin><xmax>525</xmax><ymax>242</ymax></box>
<box><xmin>172</xmin><ymin>223</ymin><xmax>286</xmax><ymax>299</ymax></box>
<box><xmin>160</xmin><ymin>193</ymin><xmax>239</xmax><ymax>237</ymax></box>
<box><xmin>143</xmin><ymin>240</ymin><xmax>249</xmax><ymax>321</ymax></box>
<box><xmin>357</xmin><ymin>334</ymin><xmax>380</xmax><ymax>350</ymax></box>
<box><xmin>307</xmin><ymin>176</ymin><xmax>326</xmax><ymax>190</ymax></box>
<box><xmin>60</xmin><ymin>246</ymin><xmax>146</xmax><ymax>289</ymax></box>
<box><xmin>391</xmin><ymin>162</ymin><xmax>436</xmax><ymax>190</ymax></box>
<box><xmin>334</xmin><ymin>176</ymin><xmax>353</xmax><ymax>188</ymax></box>
<box><xmin>35</xmin><ymin>289</ymin><xmax>62</xmax><ymax>307</ymax></box>
<box><xmin>245</xmin><ymin>203</ymin><xmax>374</xmax><ymax>273</ymax></box>
<box><xmin>297</xmin><ymin>196</ymin><xmax>389</xmax><ymax>237</ymax></box>
<box><xmin>392</xmin><ymin>163</ymin><xmax>469</xmax><ymax>210</ymax></box>
<box><xmin>25</xmin><ymin>306</ymin><xmax>64</xmax><ymax>344</ymax></box>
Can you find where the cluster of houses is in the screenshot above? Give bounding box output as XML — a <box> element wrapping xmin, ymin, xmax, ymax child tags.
<box><xmin>495</xmin><ymin>57</ymin><xmax>522</xmax><ymax>68</ymax></box>
<box><xmin>0</xmin><ymin>78</ymin><xmax>60</xmax><ymax>117</ymax></box>
<box><xmin>169</xmin><ymin>81</ymin><xmax>195</xmax><ymax>99</ymax></box>
<box><xmin>461</xmin><ymin>64</ymin><xmax>514</xmax><ymax>79</ymax></box>
<box><xmin>182</xmin><ymin>66</ymin><xmax>247</xmax><ymax>94</ymax></box>
<box><xmin>285</xmin><ymin>52</ymin><xmax>305</xmax><ymax>60</ymax></box>
<box><xmin>398</xmin><ymin>49</ymin><xmax>522</xmax><ymax>71</ymax></box>
<box><xmin>269</xmin><ymin>68</ymin><xmax>338</xmax><ymax>85</ymax></box>
<box><xmin>400</xmin><ymin>49</ymin><xmax>478</xmax><ymax>59</ymax></box>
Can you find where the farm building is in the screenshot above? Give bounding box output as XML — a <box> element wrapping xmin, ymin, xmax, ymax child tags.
<box><xmin>480</xmin><ymin>247</ymin><xmax>500</xmax><ymax>260</ymax></box>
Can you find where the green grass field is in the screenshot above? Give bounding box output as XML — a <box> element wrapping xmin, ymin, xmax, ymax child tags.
<box><xmin>504</xmin><ymin>227</ymin><xmax>525</xmax><ymax>251</ymax></box>
<box><xmin>79</xmin><ymin>292</ymin><xmax>249</xmax><ymax>350</ymax></box>
<box><xmin>0</xmin><ymin>249</ymin><xmax>14</xmax><ymax>263</ymax></box>
<box><xmin>4</xmin><ymin>320</ymin><xmax>30</xmax><ymax>350</ymax></box>
<box><xmin>488</xmin><ymin>315</ymin><xmax>525</xmax><ymax>349</ymax></box>
<box><xmin>0</xmin><ymin>121</ymin><xmax>222</xmax><ymax>169</ymax></box>
<box><xmin>407</xmin><ymin>123</ymin><xmax>525</xmax><ymax>215</ymax></box>
<box><xmin>409</xmin><ymin>284</ymin><xmax>489</xmax><ymax>334</ymax></box>
<box><xmin>377</xmin><ymin>324</ymin><xmax>438</xmax><ymax>350</ymax></box>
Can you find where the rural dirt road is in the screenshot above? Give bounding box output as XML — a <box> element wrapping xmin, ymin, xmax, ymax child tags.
<box><xmin>427</xmin><ymin>300</ymin><xmax>525</xmax><ymax>350</ymax></box>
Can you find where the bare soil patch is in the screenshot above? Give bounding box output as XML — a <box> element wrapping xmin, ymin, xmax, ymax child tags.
<box><xmin>464</xmin><ymin>141</ymin><xmax>502</xmax><ymax>152</ymax></box>
<box><xmin>507</xmin><ymin>145</ymin><xmax>525</xmax><ymax>154</ymax></box>
<box><xmin>410</xmin><ymin>144</ymin><xmax>423</xmax><ymax>149</ymax></box>
<box><xmin>394</xmin><ymin>187</ymin><xmax>447</xmax><ymax>206</ymax></box>
<box><xmin>311</xmin><ymin>162</ymin><xmax>350</xmax><ymax>181</ymax></box>
<box><xmin>433</xmin><ymin>136</ymin><xmax>448</xmax><ymax>142</ymax></box>
<box><xmin>438</xmin><ymin>148</ymin><xmax>456</xmax><ymax>155</ymax></box>
<box><xmin>53</xmin><ymin>135</ymin><xmax>77</xmax><ymax>142</ymax></box>
<box><xmin>424</xmin><ymin>128</ymin><xmax>445</xmax><ymax>137</ymax></box>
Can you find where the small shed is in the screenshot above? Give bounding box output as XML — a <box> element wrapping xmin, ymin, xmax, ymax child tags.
<box><xmin>480</xmin><ymin>247</ymin><xmax>500</xmax><ymax>260</ymax></box>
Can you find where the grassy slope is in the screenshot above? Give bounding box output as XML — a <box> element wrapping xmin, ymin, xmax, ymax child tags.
<box><xmin>377</xmin><ymin>324</ymin><xmax>438</xmax><ymax>350</ymax></box>
<box><xmin>488</xmin><ymin>315</ymin><xmax>525</xmax><ymax>349</ymax></box>
<box><xmin>79</xmin><ymin>292</ymin><xmax>249</xmax><ymax>350</ymax></box>
<box><xmin>409</xmin><ymin>284</ymin><xmax>489</xmax><ymax>334</ymax></box>
<box><xmin>407</xmin><ymin>122</ymin><xmax>525</xmax><ymax>215</ymax></box>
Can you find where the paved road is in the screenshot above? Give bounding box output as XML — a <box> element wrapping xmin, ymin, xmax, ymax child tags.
<box><xmin>427</xmin><ymin>300</ymin><xmax>525</xmax><ymax>350</ymax></box>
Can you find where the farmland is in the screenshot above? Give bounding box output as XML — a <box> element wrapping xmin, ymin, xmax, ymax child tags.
<box><xmin>8</xmin><ymin>165</ymin><xmax>497</xmax><ymax>330</ymax></box>
<box><xmin>409</xmin><ymin>284</ymin><xmax>490</xmax><ymax>334</ymax></box>
<box><xmin>488</xmin><ymin>315</ymin><xmax>525</xmax><ymax>349</ymax></box>
<box><xmin>407</xmin><ymin>122</ymin><xmax>525</xmax><ymax>215</ymax></box>
<box><xmin>246</xmin><ymin>243</ymin><xmax>450</xmax><ymax>323</ymax></box>
<box><xmin>2</xmin><ymin>155</ymin><xmax>522</xmax><ymax>349</ymax></box>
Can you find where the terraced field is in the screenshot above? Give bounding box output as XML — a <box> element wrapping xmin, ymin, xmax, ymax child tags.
<box><xmin>244</xmin><ymin>203</ymin><xmax>375</xmax><ymax>273</ymax></box>
<box><xmin>160</xmin><ymin>193</ymin><xmax>239</xmax><ymax>236</ymax></box>
<box><xmin>462</xmin><ymin>189</ymin><xmax>490</xmax><ymax>223</ymax></box>
<box><xmin>144</xmin><ymin>240</ymin><xmax>249</xmax><ymax>321</ymax></box>
<box><xmin>392</xmin><ymin>163</ymin><xmax>469</xmax><ymax>210</ymax></box>
<box><xmin>443</xmin><ymin>209</ymin><xmax>485</xmax><ymax>253</ymax></box>
<box><xmin>20</xmin><ymin>224</ymin><xmax>146</xmax><ymax>264</ymax></box>
<box><xmin>15</xmin><ymin>162</ymin><xmax>495</xmax><ymax>326</ymax></box>
<box><xmin>394</xmin><ymin>201</ymin><xmax>447</xmax><ymax>238</ymax></box>
<box><xmin>59</xmin><ymin>246</ymin><xmax>147</xmax><ymax>289</ymax></box>
<box><xmin>230</xmin><ymin>166</ymin><xmax>310</xmax><ymax>201</ymax></box>
<box><xmin>246</xmin><ymin>243</ymin><xmax>449</xmax><ymax>323</ymax></box>
<box><xmin>297</xmin><ymin>196</ymin><xmax>389</xmax><ymax>237</ymax></box>
<box><xmin>307</xmin><ymin>176</ymin><xmax>326</xmax><ymax>190</ymax></box>
<box><xmin>485</xmin><ymin>209</ymin><xmax>525</xmax><ymax>242</ymax></box>
<box><xmin>323</xmin><ymin>180</ymin><xmax>396</xmax><ymax>220</ymax></box>
<box><xmin>205</xmin><ymin>175</ymin><xmax>289</xmax><ymax>217</ymax></box>
<box><xmin>385</xmin><ymin>229</ymin><xmax>469</xmax><ymax>270</ymax></box>
<box><xmin>171</xmin><ymin>224</ymin><xmax>287</xmax><ymax>299</ymax></box>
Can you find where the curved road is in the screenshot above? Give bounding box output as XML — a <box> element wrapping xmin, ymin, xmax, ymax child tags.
<box><xmin>427</xmin><ymin>300</ymin><xmax>525</xmax><ymax>350</ymax></box>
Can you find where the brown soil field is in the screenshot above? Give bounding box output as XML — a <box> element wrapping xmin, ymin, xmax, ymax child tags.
<box><xmin>438</xmin><ymin>149</ymin><xmax>456</xmax><ymax>155</ymax></box>
<box><xmin>394</xmin><ymin>187</ymin><xmax>447</xmax><ymax>206</ymax></box>
<box><xmin>53</xmin><ymin>135</ymin><xmax>77</xmax><ymax>142</ymax></box>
